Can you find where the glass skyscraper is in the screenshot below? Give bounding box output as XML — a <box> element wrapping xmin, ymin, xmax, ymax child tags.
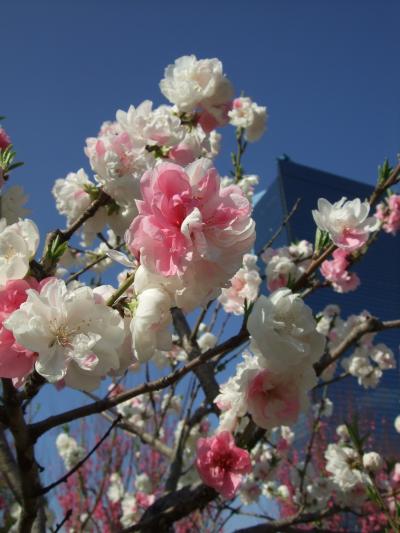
<box><xmin>253</xmin><ymin>156</ymin><xmax>400</xmax><ymax>454</ymax></box>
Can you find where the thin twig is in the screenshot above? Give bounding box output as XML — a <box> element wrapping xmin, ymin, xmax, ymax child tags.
<box><xmin>257</xmin><ymin>197</ymin><xmax>301</xmax><ymax>256</ymax></box>
<box><xmin>51</xmin><ymin>509</ymin><xmax>72</xmax><ymax>533</ymax></box>
<box><xmin>29</xmin><ymin>329</ymin><xmax>248</xmax><ymax>439</ymax></box>
<box><xmin>39</xmin><ymin>415</ymin><xmax>121</xmax><ymax>495</ymax></box>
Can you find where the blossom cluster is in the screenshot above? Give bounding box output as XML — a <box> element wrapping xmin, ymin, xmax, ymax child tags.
<box><xmin>0</xmin><ymin>55</ymin><xmax>266</xmax><ymax>384</ymax></box>
<box><xmin>52</xmin><ymin>55</ymin><xmax>266</xmax><ymax>249</ymax></box>
<box><xmin>215</xmin><ymin>288</ymin><xmax>324</xmax><ymax>432</ymax></box>
<box><xmin>0</xmin><ymin>54</ymin><xmax>399</xmax><ymax>532</ymax></box>
<box><xmin>261</xmin><ymin>240</ymin><xmax>312</xmax><ymax>292</ymax></box>
<box><xmin>317</xmin><ymin>305</ymin><xmax>396</xmax><ymax>388</ymax></box>
<box><xmin>376</xmin><ymin>194</ymin><xmax>400</xmax><ymax>235</ymax></box>
<box><xmin>218</xmin><ymin>253</ymin><xmax>261</xmax><ymax>314</ymax></box>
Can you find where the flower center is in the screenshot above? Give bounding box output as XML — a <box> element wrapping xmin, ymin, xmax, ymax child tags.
<box><xmin>215</xmin><ymin>454</ymin><xmax>233</xmax><ymax>471</ymax></box>
<box><xmin>49</xmin><ymin>322</ymin><xmax>76</xmax><ymax>348</ymax></box>
<box><xmin>3</xmin><ymin>245</ymin><xmax>17</xmax><ymax>260</ymax></box>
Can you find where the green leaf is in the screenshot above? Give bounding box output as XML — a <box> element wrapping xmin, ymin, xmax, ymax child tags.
<box><xmin>46</xmin><ymin>235</ymin><xmax>68</xmax><ymax>262</ymax></box>
<box><xmin>314</xmin><ymin>227</ymin><xmax>330</xmax><ymax>255</ymax></box>
<box><xmin>7</xmin><ymin>161</ymin><xmax>24</xmax><ymax>171</ymax></box>
<box><xmin>378</xmin><ymin>159</ymin><xmax>392</xmax><ymax>186</ymax></box>
<box><xmin>83</xmin><ymin>183</ymin><xmax>101</xmax><ymax>200</ymax></box>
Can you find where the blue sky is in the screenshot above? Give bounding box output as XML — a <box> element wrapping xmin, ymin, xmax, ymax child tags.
<box><xmin>2</xmin><ymin>0</ymin><xmax>400</xmax><ymax>525</ymax></box>
<box><xmin>2</xmin><ymin>0</ymin><xmax>399</xmax><ymax>244</ymax></box>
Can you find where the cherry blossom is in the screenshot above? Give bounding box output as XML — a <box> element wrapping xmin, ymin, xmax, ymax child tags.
<box><xmin>376</xmin><ymin>194</ymin><xmax>400</xmax><ymax>235</ymax></box>
<box><xmin>126</xmin><ymin>158</ymin><xmax>255</xmax><ymax>292</ymax></box>
<box><xmin>0</xmin><ymin>127</ymin><xmax>11</xmax><ymax>151</ymax></box>
<box><xmin>130</xmin><ymin>287</ymin><xmax>172</xmax><ymax>363</ymax></box>
<box><xmin>312</xmin><ymin>197</ymin><xmax>378</xmax><ymax>251</ymax></box>
<box><xmin>228</xmin><ymin>96</ymin><xmax>268</xmax><ymax>142</ymax></box>
<box><xmin>0</xmin><ymin>278</ymin><xmax>40</xmax><ymax>383</ymax></box>
<box><xmin>320</xmin><ymin>248</ymin><xmax>360</xmax><ymax>293</ymax></box>
<box><xmin>247</xmin><ymin>289</ymin><xmax>325</xmax><ymax>373</ymax></box>
<box><xmin>196</xmin><ymin>431</ymin><xmax>252</xmax><ymax>498</ymax></box>
<box><xmin>219</xmin><ymin>253</ymin><xmax>261</xmax><ymax>315</ymax></box>
<box><xmin>4</xmin><ymin>279</ymin><xmax>124</xmax><ymax>388</ymax></box>
<box><xmin>0</xmin><ymin>218</ymin><xmax>40</xmax><ymax>285</ymax></box>
<box><xmin>324</xmin><ymin>443</ymin><xmax>369</xmax><ymax>492</ymax></box>
<box><xmin>160</xmin><ymin>55</ymin><xmax>234</xmax><ymax>120</ymax></box>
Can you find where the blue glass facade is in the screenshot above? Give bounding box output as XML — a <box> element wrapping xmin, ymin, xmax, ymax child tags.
<box><xmin>254</xmin><ymin>157</ymin><xmax>400</xmax><ymax>454</ymax></box>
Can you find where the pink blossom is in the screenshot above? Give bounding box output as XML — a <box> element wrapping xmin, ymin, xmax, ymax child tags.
<box><xmin>219</xmin><ymin>254</ymin><xmax>261</xmax><ymax>315</ymax></box>
<box><xmin>126</xmin><ymin>159</ymin><xmax>255</xmax><ymax>278</ymax></box>
<box><xmin>392</xmin><ymin>463</ymin><xmax>400</xmax><ymax>484</ymax></box>
<box><xmin>376</xmin><ymin>195</ymin><xmax>400</xmax><ymax>235</ymax></box>
<box><xmin>0</xmin><ymin>278</ymin><xmax>40</xmax><ymax>383</ymax></box>
<box><xmin>196</xmin><ymin>431</ymin><xmax>252</xmax><ymax>498</ymax></box>
<box><xmin>136</xmin><ymin>491</ymin><xmax>155</xmax><ymax>509</ymax></box>
<box><xmin>276</xmin><ymin>438</ymin><xmax>290</xmax><ymax>454</ymax></box>
<box><xmin>197</xmin><ymin>101</ymin><xmax>232</xmax><ymax>133</ymax></box>
<box><xmin>168</xmin><ymin>143</ymin><xmax>196</xmax><ymax>166</ymax></box>
<box><xmin>335</xmin><ymin>227</ymin><xmax>368</xmax><ymax>251</ymax></box>
<box><xmin>246</xmin><ymin>369</ymin><xmax>304</xmax><ymax>429</ymax></box>
<box><xmin>320</xmin><ymin>249</ymin><xmax>360</xmax><ymax>293</ymax></box>
<box><xmin>0</xmin><ymin>127</ymin><xmax>11</xmax><ymax>150</ymax></box>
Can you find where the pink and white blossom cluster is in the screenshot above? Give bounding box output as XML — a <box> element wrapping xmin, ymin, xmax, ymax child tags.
<box><xmin>0</xmin><ymin>218</ymin><xmax>39</xmax><ymax>285</ymax></box>
<box><xmin>160</xmin><ymin>55</ymin><xmax>234</xmax><ymax>131</ymax></box>
<box><xmin>376</xmin><ymin>194</ymin><xmax>400</xmax><ymax>235</ymax></box>
<box><xmin>312</xmin><ymin>197</ymin><xmax>378</xmax><ymax>251</ymax></box>
<box><xmin>228</xmin><ymin>96</ymin><xmax>268</xmax><ymax>142</ymax></box>
<box><xmin>216</xmin><ymin>289</ymin><xmax>324</xmax><ymax>432</ymax></box>
<box><xmin>261</xmin><ymin>240</ymin><xmax>312</xmax><ymax>292</ymax></box>
<box><xmin>218</xmin><ymin>254</ymin><xmax>261</xmax><ymax>315</ymax></box>
<box><xmin>317</xmin><ymin>305</ymin><xmax>396</xmax><ymax>389</ymax></box>
<box><xmin>4</xmin><ymin>279</ymin><xmax>132</xmax><ymax>390</ymax></box>
<box><xmin>320</xmin><ymin>248</ymin><xmax>360</xmax><ymax>293</ymax></box>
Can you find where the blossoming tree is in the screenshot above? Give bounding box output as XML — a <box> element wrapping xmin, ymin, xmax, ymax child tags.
<box><xmin>0</xmin><ymin>56</ymin><xmax>399</xmax><ymax>532</ymax></box>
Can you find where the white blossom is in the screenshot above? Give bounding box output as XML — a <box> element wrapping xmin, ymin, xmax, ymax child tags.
<box><xmin>160</xmin><ymin>55</ymin><xmax>233</xmax><ymax>113</ymax></box>
<box><xmin>197</xmin><ymin>332</ymin><xmax>217</xmax><ymax>352</ymax></box>
<box><xmin>5</xmin><ymin>279</ymin><xmax>124</xmax><ymax>389</ymax></box>
<box><xmin>247</xmin><ymin>289</ymin><xmax>325</xmax><ymax>373</ymax></box>
<box><xmin>239</xmin><ymin>479</ymin><xmax>261</xmax><ymax>505</ymax></box>
<box><xmin>52</xmin><ymin>169</ymin><xmax>93</xmax><ymax>224</ymax></box>
<box><xmin>218</xmin><ymin>253</ymin><xmax>261</xmax><ymax>315</ymax></box>
<box><xmin>313</xmin><ymin>397</ymin><xmax>333</xmax><ymax>418</ymax></box>
<box><xmin>312</xmin><ymin>197</ymin><xmax>378</xmax><ymax>250</ymax></box>
<box><xmin>370</xmin><ymin>343</ymin><xmax>396</xmax><ymax>370</ymax></box>
<box><xmin>336</xmin><ymin>424</ymin><xmax>350</xmax><ymax>441</ymax></box>
<box><xmin>56</xmin><ymin>432</ymin><xmax>85</xmax><ymax>470</ymax></box>
<box><xmin>325</xmin><ymin>443</ymin><xmax>369</xmax><ymax>491</ymax></box>
<box><xmin>107</xmin><ymin>473</ymin><xmax>125</xmax><ymax>503</ymax></box>
<box><xmin>135</xmin><ymin>473</ymin><xmax>152</xmax><ymax>493</ymax></box>
<box><xmin>130</xmin><ymin>287</ymin><xmax>172</xmax><ymax>363</ymax></box>
<box><xmin>0</xmin><ymin>218</ymin><xmax>40</xmax><ymax>285</ymax></box>
<box><xmin>362</xmin><ymin>451</ymin><xmax>383</xmax><ymax>472</ymax></box>
<box><xmin>228</xmin><ymin>97</ymin><xmax>267</xmax><ymax>142</ymax></box>
<box><xmin>121</xmin><ymin>494</ymin><xmax>139</xmax><ymax>527</ymax></box>
<box><xmin>1</xmin><ymin>185</ymin><xmax>29</xmax><ymax>223</ymax></box>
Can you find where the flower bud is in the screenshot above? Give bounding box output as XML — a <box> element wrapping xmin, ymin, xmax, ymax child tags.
<box><xmin>362</xmin><ymin>451</ymin><xmax>383</xmax><ymax>472</ymax></box>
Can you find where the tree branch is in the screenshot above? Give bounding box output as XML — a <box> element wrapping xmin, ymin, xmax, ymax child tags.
<box><xmin>0</xmin><ymin>423</ymin><xmax>22</xmax><ymax>502</ymax></box>
<box><xmin>2</xmin><ymin>379</ymin><xmax>42</xmax><ymax>532</ymax></box>
<box><xmin>39</xmin><ymin>190</ymin><xmax>111</xmax><ymax>276</ymax></box>
<box><xmin>315</xmin><ymin>317</ymin><xmax>400</xmax><ymax>376</ymax></box>
<box><xmin>171</xmin><ymin>307</ymin><xmax>220</xmax><ymax>404</ymax></box>
<box><xmin>39</xmin><ymin>415</ymin><xmax>121</xmax><ymax>495</ymax></box>
<box><xmin>29</xmin><ymin>329</ymin><xmax>249</xmax><ymax>439</ymax></box>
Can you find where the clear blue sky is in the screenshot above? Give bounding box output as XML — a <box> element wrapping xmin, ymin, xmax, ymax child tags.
<box><xmin>2</xmin><ymin>0</ymin><xmax>399</xmax><ymax>243</ymax></box>
<box><xmin>2</xmin><ymin>0</ymin><xmax>399</xmax><ymax>524</ymax></box>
